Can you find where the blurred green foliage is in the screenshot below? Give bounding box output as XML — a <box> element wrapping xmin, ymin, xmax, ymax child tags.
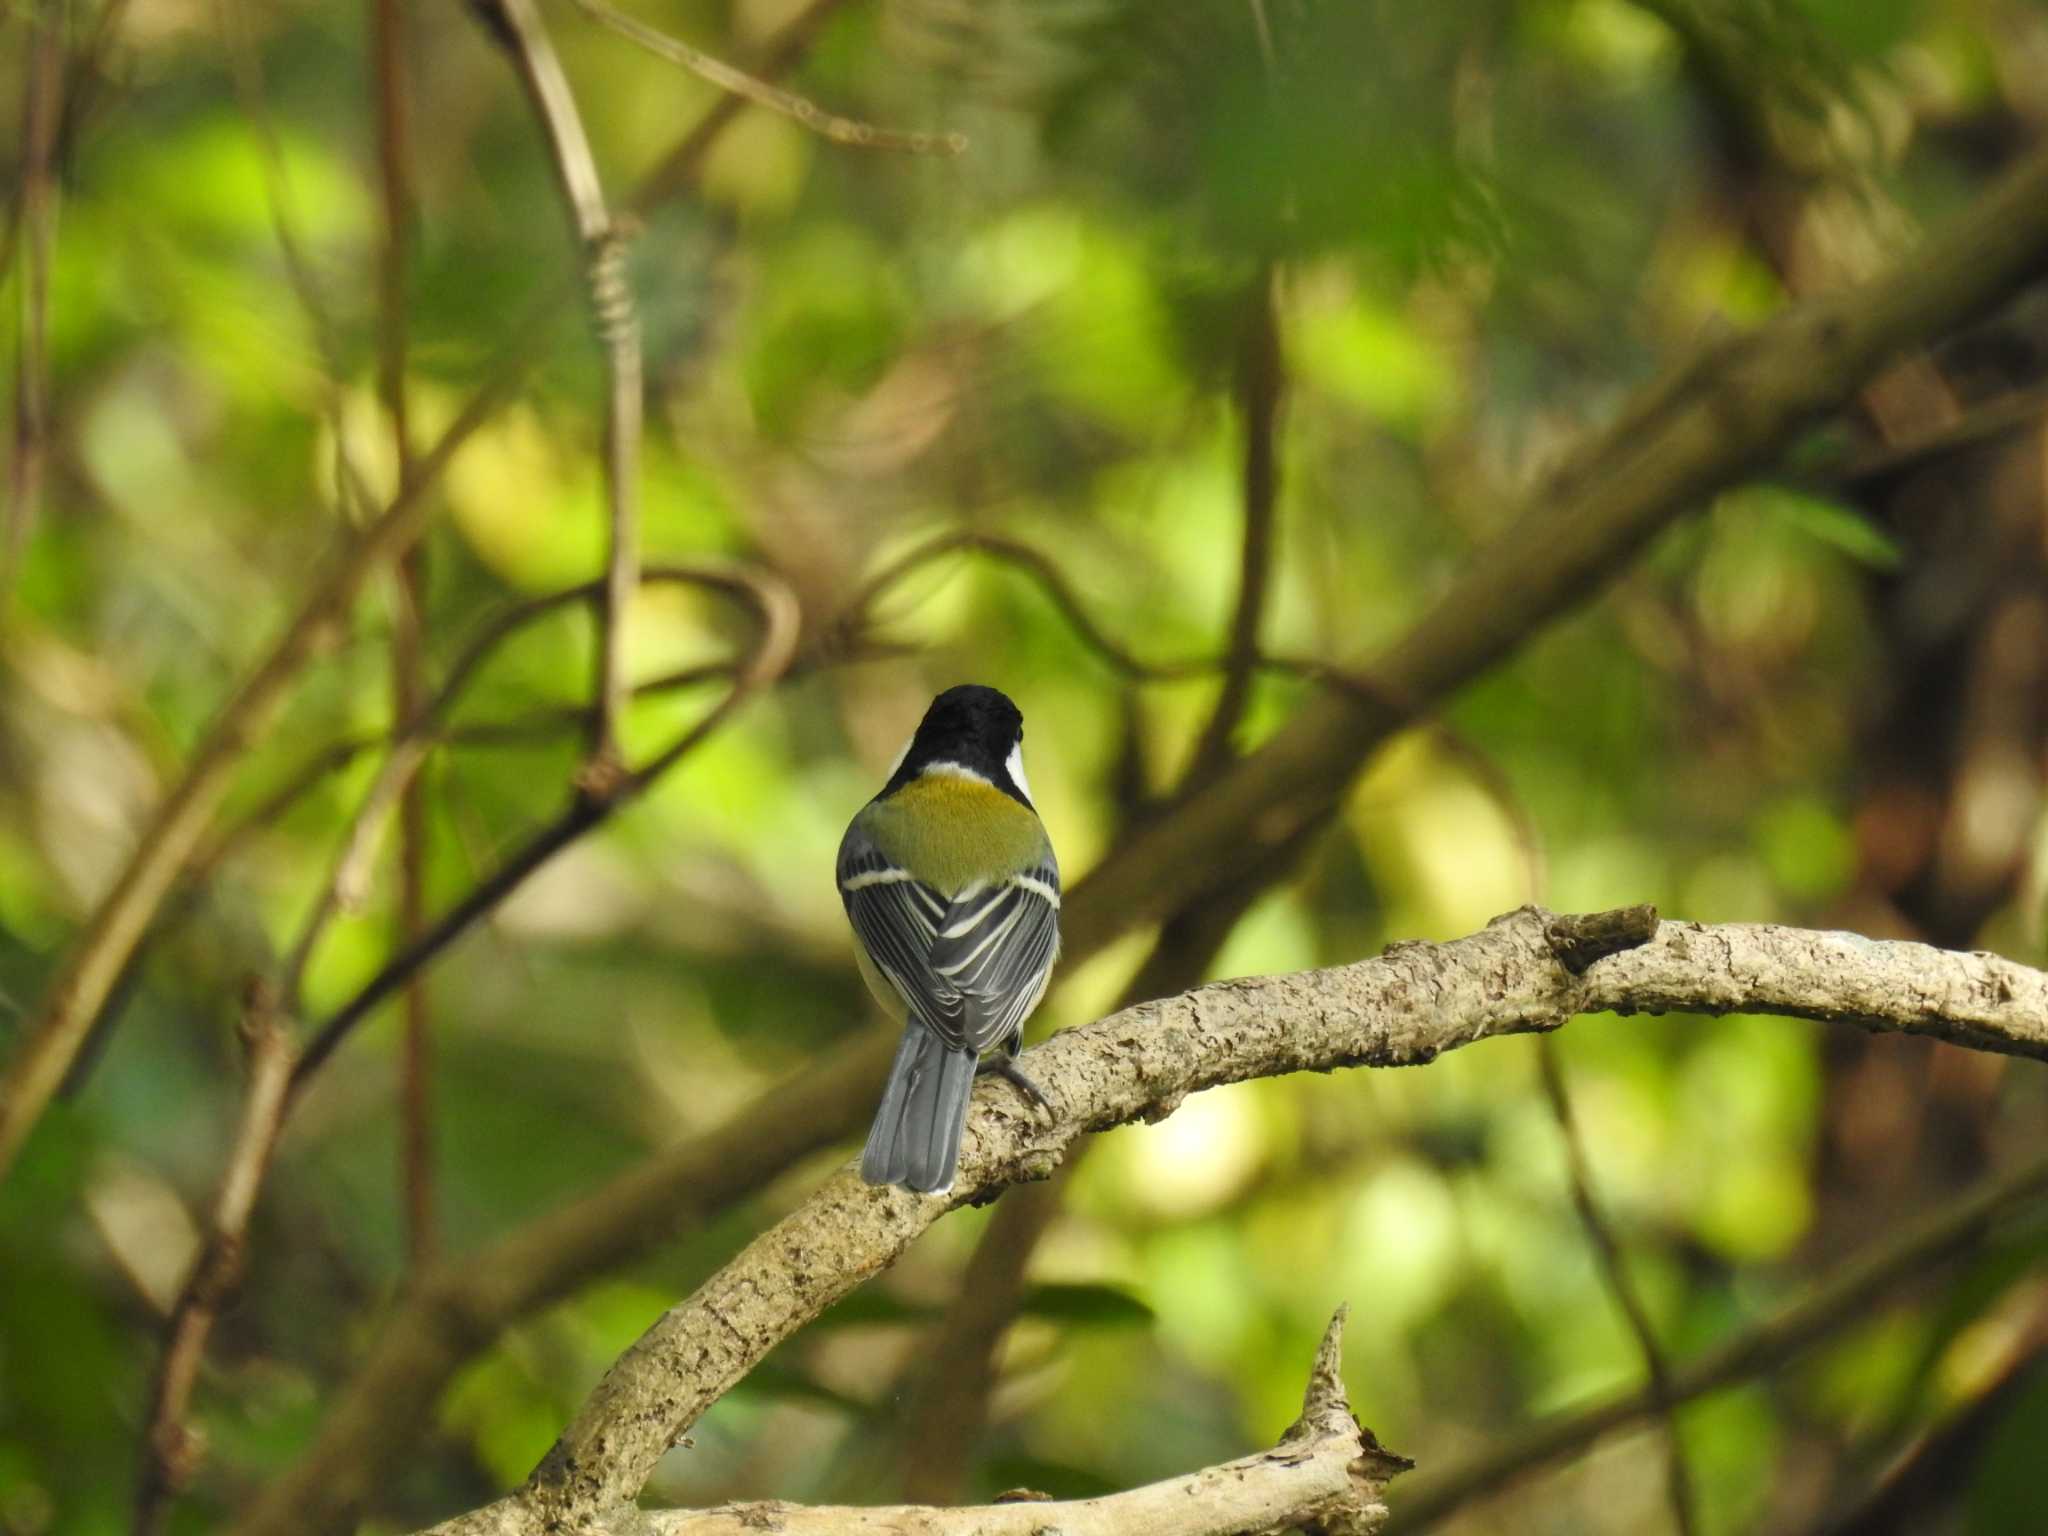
<box><xmin>2</xmin><ymin>1</ymin><xmax>2047</xmax><ymax>1534</ymax></box>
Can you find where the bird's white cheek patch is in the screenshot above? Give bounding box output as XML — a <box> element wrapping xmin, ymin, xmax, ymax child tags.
<box><xmin>1006</xmin><ymin>741</ymin><xmax>1032</xmax><ymax>801</ymax></box>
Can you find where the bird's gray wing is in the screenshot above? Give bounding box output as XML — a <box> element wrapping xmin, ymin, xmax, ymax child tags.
<box><xmin>928</xmin><ymin>856</ymin><xmax>1061</xmax><ymax>1054</ymax></box>
<box><xmin>837</xmin><ymin>824</ymin><xmax>966</xmax><ymax>1040</ymax></box>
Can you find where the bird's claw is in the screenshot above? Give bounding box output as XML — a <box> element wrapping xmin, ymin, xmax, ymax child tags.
<box><xmin>978</xmin><ymin>1056</ymin><xmax>1052</xmax><ymax>1117</ymax></box>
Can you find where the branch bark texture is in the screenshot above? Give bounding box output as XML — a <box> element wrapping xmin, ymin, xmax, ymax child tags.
<box><xmin>420</xmin><ymin>909</ymin><xmax>2048</xmax><ymax>1533</ymax></box>
<box><xmin>444</xmin><ymin>1310</ymin><xmax>1402</xmax><ymax>1536</ymax></box>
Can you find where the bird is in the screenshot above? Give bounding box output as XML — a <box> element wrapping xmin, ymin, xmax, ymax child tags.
<box><xmin>838</xmin><ymin>684</ymin><xmax>1060</xmax><ymax>1194</ymax></box>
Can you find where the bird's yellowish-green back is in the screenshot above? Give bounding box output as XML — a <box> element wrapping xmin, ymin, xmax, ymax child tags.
<box><xmin>859</xmin><ymin>775</ymin><xmax>1048</xmax><ymax>897</ymax></box>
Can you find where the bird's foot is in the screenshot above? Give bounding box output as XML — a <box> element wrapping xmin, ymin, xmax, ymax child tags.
<box><xmin>977</xmin><ymin>1055</ymin><xmax>1051</xmax><ymax>1116</ymax></box>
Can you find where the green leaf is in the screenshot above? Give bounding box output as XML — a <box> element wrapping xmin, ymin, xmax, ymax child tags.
<box><xmin>1762</xmin><ymin>488</ymin><xmax>1904</xmax><ymax>570</ymax></box>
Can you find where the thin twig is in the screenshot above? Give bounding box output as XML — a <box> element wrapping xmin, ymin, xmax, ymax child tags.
<box><xmin>1383</xmin><ymin>1144</ymin><xmax>2048</xmax><ymax>1533</ymax></box>
<box><xmin>587</xmin><ymin>228</ymin><xmax>642</xmax><ymax>785</ymax></box>
<box><xmin>275</xmin><ymin>566</ymin><xmax>786</xmax><ymax>1022</ymax></box>
<box><xmin>5</xmin><ymin>0</ymin><xmax>65</xmax><ymax>604</ymax></box>
<box><xmin>216</xmin><ymin>0</ymin><xmax>376</xmax><ymax>517</ymax></box>
<box><xmin>0</xmin><ymin>0</ymin><xmax>134</xmax><ymax>293</ymax></box>
<box><xmin>288</xmin><ymin>564</ymin><xmax>799</xmax><ymax>1091</ymax></box>
<box><xmin>133</xmin><ymin>987</ymin><xmax>297</xmax><ymax>1536</ymax></box>
<box><xmin>481</xmin><ymin>0</ymin><xmax>643</xmax><ymax>786</ymax></box>
<box><xmin>1182</xmin><ymin>262</ymin><xmax>1283</xmax><ymax>781</ymax></box>
<box><xmin>1825</xmin><ymin>381</ymin><xmax>2048</xmax><ymax>494</ymax></box>
<box><xmin>278</xmin><ymin>734</ymin><xmax>433</xmax><ymax>1009</ymax></box>
<box><xmin>569</xmin><ymin>0</ymin><xmax>966</xmax><ymax>156</ymax></box>
<box><xmin>0</xmin><ymin>0</ymin><xmax>854</xmax><ymax>1186</ymax></box>
<box><xmin>1536</xmin><ymin>1040</ymin><xmax>1699</xmax><ymax>1536</ymax></box>
<box><xmin>848</xmin><ymin>530</ymin><xmax>1553</xmax><ymax>898</ymax></box>
<box><xmin>371</xmin><ymin>0</ymin><xmax>436</xmax><ymax>1270</ymax></box>
<box><xmin>839</xmin><ymin>530</ymin><xmax>1228</xmax><ymax>681</ymax></box>
<box><xmin>196</xmin><ymin>664</ymin><xmax>745</xmax><ymax>887</ymax></box>
<box><xmin>626</xmin><ymin>0</ymin><xmax>853</xmax><ymax>213</ymax></box>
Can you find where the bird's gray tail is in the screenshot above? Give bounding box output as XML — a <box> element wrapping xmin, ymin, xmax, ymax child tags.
<box><xmin>860</xmin><ymin>1021</ymin><xmax>976</xmax><ymax>1193</ymax></box>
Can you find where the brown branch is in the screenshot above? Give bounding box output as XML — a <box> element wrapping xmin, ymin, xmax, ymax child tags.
<box><xmin>1812</xmin><ymin>1335</ymin><xmax>2048</xmax><ymax>1536</ymax></box>
<box><xmin>1058</xmin><ymin>133</ymin><xmax>2048</xmax><ymax>968</ymax></box>
<box><xmin>133</xmin><ymin>987</ymin><xmax>297</xmax><ymax>1536</ymax></box>
<box><xmin>1383</xmin><ymin>1141</ymin><xmax>2048</xmax><ymax>1534</ymax></box>
<box><xmin>838</xmin><ymin>530</ymin><xmax>1227</xmax><ymax>683</ymax></box>
<box><xmin>0</xmin><ymin>0</ymin><xmax>835</xmax><ymax>1186</ymax></box>
<box><xmin>227</xmin><ymin>1029</ymin><xmax>884</xmax><ymax>1536</ymax></box>
<box><xmin>278</xmin><ymin>733</ymin><xmax>435</xmax><ymax>1010</ymax></box>
<box><xmin>150</xmin><ymin>567</ymin><xmax>788</xmax><ymax>1535</ymax></box>
<box><xmin>896</xmin><ymin>676</ymin><xmax>1312</xmax><ymax>1502</ymax></box>
<box><xmin>0</xmin><ymin>335</ymin><xmax>531</xmax><ymax>1186</ymax></box>
<box><xmin>1185</xmin><ymin>259</ymin><xmax>1285</xmax><ymax>783</ymax></box>
<box><xmin>479</xmin><ymin>0</ymin><xmax>643</xmax><ymax>783</ymax></box>
<box><xmin>248</xmin><ymin>906</ymin><xmax>2048</xmax><ymax>1536</ymax></box>
<box><xmin>372</xmin><ymin>0</ymin><xmax>436</xmax><ymax>1272</ymax></box>
<box><xmin>288</xmin><ymin>564</ymin><xmax>799</xmax><ymax>1091</ymax></box>
<box><xmin>441</xmin><ymin>1309</ymin><xmax>1403</xmax><ymax>1536</ymax></box>
<box><xmin>1543</xmin><ymin>903</ymin><xmax>1661</xmax><ymax>974</ymax></box>
<box><xmin>409</xmin><ymin>910</ymin><xmax>2047</xmax><ymax>1533</ymax></box>
<box><xmin>568</xmin><ymin>0</ymin><xmax>966</xmax><ymax>156</ymax></box>
<box><xmin>1535</xmin><ymin>1035</ymin><xmax>1698</xmax><ymax>1536</ymax></box>
<box><xmin>1825</xmin><ymin>381</ymin><xmax>2048</xmax><ymax>494</ymax></box>
<box><xmin>272</xmin><ymin>564</ymin><xmax>784</xmax><ymax>1023</ymax></box>
<box><xmin>217</xmin><ymin>0</ymin><xmax>378</xmax><ymax>516</ymax></box>
<box><xmin>226</xmin><ymin>130</ymin><xmax>2048</xmax><ymax>1527</ymax></box>
<box><xmin>0</xmin><ymin>0</ymin><xmax>134</xmax><ymax>293</ymax></box>
<box><xmin>5</xmin><ymin>0</ymin><xmax>64</xmax><ymax>603</ymax></box>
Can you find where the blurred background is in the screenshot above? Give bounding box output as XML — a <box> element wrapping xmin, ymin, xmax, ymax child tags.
<box><xmin>4</xmin><ymin>0</ymin><xmax>2048</xmax><ymax>1532</ymax></box>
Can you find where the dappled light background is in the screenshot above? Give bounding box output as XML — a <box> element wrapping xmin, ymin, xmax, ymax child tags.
<box><xmin>3</xmin><ymin>1</ymin><xmax>2048</xmax><ymax>1534</ymax></box>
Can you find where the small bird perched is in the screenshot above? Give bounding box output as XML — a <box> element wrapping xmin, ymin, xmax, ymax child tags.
<box><xmin>839</xmin><ymin>684</ymin><xmax>1060</xmax><ymax>1193</ymax></box>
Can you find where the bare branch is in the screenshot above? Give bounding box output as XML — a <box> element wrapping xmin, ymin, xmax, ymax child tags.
<box><xmin>399</xmin><ymin>909</ymin><xmax>2048</xmax><ymax>1533</ymax></box>
<box><xmin>370</xmin><ymin>0</ymin><xmax>436</xmax><ymax>1270</ymax></box>
<box><xmin>1383</xmin><ymin>1142</ymin><xmax>2048</xmax><ymax>1533</ymax></box>
<box><xmin>134</xmin><ymin>989</ymin><xmax>297</xmax><ymax>1536</ymax></box>
<box><xmin>0</xmin><ymin>345</ymin><xmax>528</xmax><ymax>1187</ymax></box>
<box><xmin>436</xmin><ymin>1310</ymin><xmax>1401</xmax><ymax>1536</ymax></box>
<box><xmin>1184</xmin><ymin>259</ymin><xmax>1284</xmax><ymax>783</ymax></box>
<box><xmin>1536</xmin><ymin>1038</ymin><xmax>1698</xmax><ymax>1536</ymax></box>
<box><xmin>569</xmin><ymin>0</ymin><xmax>966</xmax><ymax>156</ymax></box>
<box><xmin>480</xmin><ymin>0</ymin><xmax>643</xmax><ymax>783</ymax></box>
<box><xmin>0</xmin><ymin>0</ymin><xmax>838</xmax><ymax>1185</ymax></box>
<box><xmin>217</xmin><ymin>0</ymin><xmax>378</xmax><ymax>517</ymax></box>
<box><xmin>1060</xmin><ymin>134</ymin><xmax>2048</xmax><ymax>967</ymax></box>
<box><xmin>288</xmin><ymin>563</ymin><xmax>799</xmax><ymax>1091</ymax></box>
<box><xmin>272</xmin><ymin>560</ymin><xmax>783</xmax><ymax>1020</ymax></box>
<box><xmin>5</xmin><ymin>0</ymin><xmax>64</xmax><ymax>601</ymax></box>
<box><xmin>227</xmin><ymin>1030</ymin><xmax>882</xmax><ymax>1536</ymax></box>
<box><xmin>242</xmin><ymin>908</ymin><xmax>2048</xmax><ymax>1536</ymax></box>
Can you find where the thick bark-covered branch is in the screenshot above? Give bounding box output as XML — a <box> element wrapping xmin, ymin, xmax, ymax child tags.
<box><xmin>411</xmin><ymin>909</ymin><xmax>2046</xmax><ymax>1534</ymax></box>
<box><xmin>1060</xmin><ymin>134</ymin><xmax>2048</xmax><ymax>962</ymax></box>
<box><xmin>440</xmin><ymin>1310</ymin><xmax>1403</xmax><ymax>1536</ymax></box>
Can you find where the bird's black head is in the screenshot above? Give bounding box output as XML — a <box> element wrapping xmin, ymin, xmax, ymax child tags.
<box><xmin>882</xmin><ymin>684</ymin><xmax>1033</xmax><ymax>806</ymax></box>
